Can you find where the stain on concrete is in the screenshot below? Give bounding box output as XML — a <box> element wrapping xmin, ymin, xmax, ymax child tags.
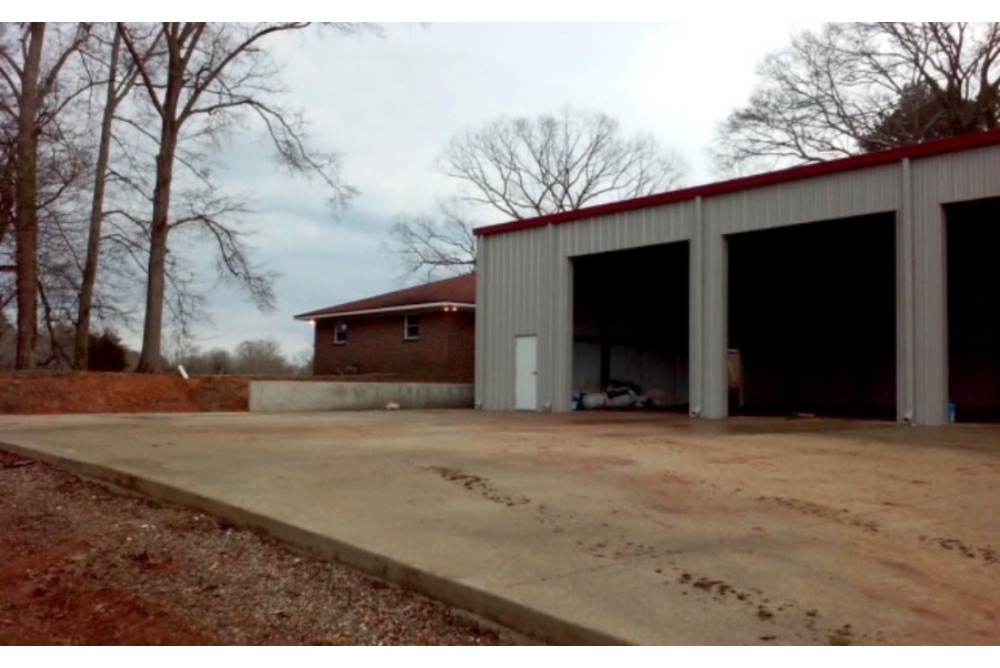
<box><xmin>666</xmin><ymin>561</ymin><xmax>881</xmax><ymax>645</ymax></box>
<box><xmin>424</xmin><ymin>466</ymin><xmax>530</xmax><ymax>507</ymax></box>
<box><xmin>758</xmin><ymin>496</ymin><xmax>880</xmax><ymax>534</ymax></box>
<box><xmin>920</xmin><ymin>535</ymin><xmax>999</xmax><ymax>564</ymax></box>
<box><xmin>828</xmin><ymin>624</ymin><xmax>854</xmax><ymax>645</ymax></box>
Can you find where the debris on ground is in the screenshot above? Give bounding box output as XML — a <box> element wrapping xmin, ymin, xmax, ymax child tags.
<box><xmin>574</xmin><ymin>380</ymin><xmax>681</xmax><ymax>410</ymax></box>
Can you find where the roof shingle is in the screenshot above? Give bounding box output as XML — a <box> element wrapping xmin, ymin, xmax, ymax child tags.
<box><xmin>294</xmin><ymin>273</ymin><xmax>476</xmax><ymax>320</ymax></box>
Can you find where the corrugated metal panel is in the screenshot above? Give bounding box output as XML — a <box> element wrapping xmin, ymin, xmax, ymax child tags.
<box><xmin>896</xmin><ymin>159</ymin><xmax>915</xmax><ymax>424</ymax></box>
<box><xmin>476</xmin><ymin>130</ymin><xmax>1000</xmax><ymax>240</ymax></box>
<box><xmin>705</xmin><ymin>163</ymin><xmax>901</xmax><ymax>235</ymax></box>
<box><xmin>478</xmin><ymin>144</ymin><xmax>1000</xmax><ymax>420</ymax></box>
<box><xmin>913</xmin><ymin>144</ymin><xmax>1000</xmax><ymax>204</ymax></box>
<box><xmin>907</xmin><ymin>144</ymin><xmax>1000</xmax><ymax>424</ymax></box>
<box><xmin>559</xmin><ymin>201</ymin><xmax>695</xmax><ymax>257</ymax></box>
<box><xmin>476</xmin><ymin>225</ymin><xmax>554</xmax><ymax>409</ymax></box>
<box><xmin>474</xmin><ymin>235</ymin><xmax>487</xmax><ymax>406</ymax></box>
<box><xmin>477</xmin><ymin>204</ymin><xmax>697</xmax><ymax>410</ymax></box>
<box><xmin>548</xmin><ymin>229</ymin><xmax>574</xmax><ymax>410</ymax></box>
<box><xmin>700</xmin><ymin>227</ymin><xmax>728</xmax><ymax>418</ymax></box>
<box><xmin>687</xmin><ymin>197</ymin><xmax>703</xmax><ymax>416</ymax></box>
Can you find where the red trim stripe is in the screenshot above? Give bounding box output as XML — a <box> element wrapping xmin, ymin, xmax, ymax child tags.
<box><xmin>474</xmin><ymin>129</ymin><xmax>1000</xmax><ymax>238</ymax></box>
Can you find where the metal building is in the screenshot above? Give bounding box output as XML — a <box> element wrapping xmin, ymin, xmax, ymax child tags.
<box><xmin>473</xmin><ymin>131</ymin><xmax>1000</xmax><ymax>426</ymax></box>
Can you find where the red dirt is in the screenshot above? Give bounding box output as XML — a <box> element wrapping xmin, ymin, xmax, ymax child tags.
<box><xmin>0</xmin><ymin>450</ymin><xmax>523</xmax><ymax>645</ymax></box>
<box><xmin>0</xmin><ymin>372</ymin><xmax>248</xmax><ymax>414</ymax></box>
<box><xmin>0</xmin><ymin>371</ymin><xmax>412</xmax><ymax>415</ymax></box>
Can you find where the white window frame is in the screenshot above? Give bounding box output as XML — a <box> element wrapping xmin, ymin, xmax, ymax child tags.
<box><xmin>404</xmin><ymin>314</ymin><xmax>420</xmax><ymax>341</ymax></box>
<box><xmin>334</xmin><ymin>322</ymin><xmax>347</xmax><ymax>345</ymax></box>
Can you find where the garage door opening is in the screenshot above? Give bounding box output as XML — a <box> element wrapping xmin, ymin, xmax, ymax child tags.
<box><xmin>571</xmin><ymin>242</ymin><xmax>689</xmax><ymax>411</ymax></box>
<box><xmin>728</xmin><ymin>213</ymin><xmax>896</xmax><ymax>419</ymax></box>
<box><xmin>946</xmin><ymin>197</ymin><xmax>1000</xmax><ymax>422</ymax></box>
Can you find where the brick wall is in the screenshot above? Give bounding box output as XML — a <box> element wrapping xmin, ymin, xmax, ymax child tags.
<box><xmin>313</xmin><ymin>310</ymin><xmax>475</xmax><ymax>382</ymax></box>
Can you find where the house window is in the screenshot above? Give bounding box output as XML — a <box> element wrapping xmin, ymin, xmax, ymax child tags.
<box><xmin>334</xmin><ymin>322</ymin><xmax>347</xmax><ymax>345</ymax></box>
<box><xmin>404</xmin><ymin>315</ymin><xmax>420</xmax><ymax>341</ymax></box>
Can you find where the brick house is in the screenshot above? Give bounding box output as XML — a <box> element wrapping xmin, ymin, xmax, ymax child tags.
<box><xmin>294</xmin><ymin>274</ymin><xmax>476</xmax><ymax>383</ymax></box>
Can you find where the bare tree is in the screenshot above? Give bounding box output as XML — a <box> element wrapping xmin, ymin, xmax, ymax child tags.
<box><xmin>7</xmin><ymin>23</ymin><xmax>46</xmax><ymax>370</ymax></box>
<box><xmin>715</xmin><ymin>22</ymin><xmax>1000</xmax><ymax>175</ymax></box>
<box><xmin>169</xmin><ymin>339</ymin><xmax>296</xmax><ymax>375</ymax></box>
<box><xmin>204</xmin><ymin>347</ymin><xmax>234</xmax><ymax>374</ymax></box>
<box><xmin>386</xmin><ymin>198</ymin><xmax>476</xmax><ymax>282</ymax></box>
<box><xmin>0</xmin><ymin>23</ymin><xmax>139</xmax><ymax>371</ymax></box>
<box><xmin>117</xmin><ymin>22</ymin><xmax>358</xmax><ymax>372</ymax></box>
<box><xmin>233</xmin><ymin>338</ymin><xmax>291</xmax><ymax>375</ymax></box>
<box><xmin>72</xmin><ymin>23</ymin><xmax>152</xmax><ymax>369</ymax></box>
<box><xmin>291</xmin><ymin>347</ymin><xmax>313</xmax><ymax>375</ymax></box>
<box><xmin>0</xmin><ymin>117</ymin><xmax>15</xmax><ymax>266</ymax></box>
<box><xmin>443</xmin><ymin>107</ymin><xmax>686</xmax><ymax>220</ymax></box>
<box><xmin>170</xmin><ymin>345</ymin><xmax>233</xmax><ymax>375</ymax></box>
<box><xmin>389</xmin><ymin>107</ymin><xmax>687</xmax><ymax>280</ymax></box>
<box><xmin>0</xmin><ymin>22</ymin><xmax>91</xmax><ymax>368</ymax></box>
<box><xmin>0</xmin><ymin>309</ymin><xmax>14</xmax><ymax>368</ymax></box>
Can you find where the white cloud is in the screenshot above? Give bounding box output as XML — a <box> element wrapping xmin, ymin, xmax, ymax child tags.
<box><xmin>150</xmin><ymin>22</ymin><xmax>812</xmax><ymax>358</ymax></box>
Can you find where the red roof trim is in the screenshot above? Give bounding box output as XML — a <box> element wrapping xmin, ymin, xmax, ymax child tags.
<box><xmin>474</xmin><ymin>130</ymin><xmax>1000</xmax><ymax>238</ymax></box>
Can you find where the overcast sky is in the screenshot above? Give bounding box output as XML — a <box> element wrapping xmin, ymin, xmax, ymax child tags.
<box><xmin>170</xmin><ymin>22</ymin><xmax>818</xmax><ymax>360</ymax></box>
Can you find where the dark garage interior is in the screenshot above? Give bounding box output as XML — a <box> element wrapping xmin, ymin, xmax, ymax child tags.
<box><xmin>572</xmin><ymin>242</ymin><xmax>689</xmax><ymax>409</ymax></box>
<box><xmin>727</xmin><ymin>213</ymin><xmax>897</xmax><ymax>418</ymax></box>
<box><xmin>946</xmin><ymin>197</ymin><xmax>1000</xmax><ymax>422</ymax></box>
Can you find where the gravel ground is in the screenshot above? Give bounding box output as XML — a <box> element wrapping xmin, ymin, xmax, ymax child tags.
<box><xmin>0</xmin><ymin>450</ymin><xmax>529</xmax><ymax>645</ymax></box>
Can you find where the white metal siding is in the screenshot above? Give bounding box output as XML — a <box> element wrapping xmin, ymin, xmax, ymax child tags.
<box><xmin>704</xmin><ymin>164</ymin><xmax>901</xmax><ymax>236</ymax></box>
<box><xmin>477</xmin><ymin>204</ymin><xmax>697</xmax><ymax>410</ymax></box>
<box><xmin>559</xmin><ymin>201</ymin><xmax>695</xmax><ymax>258</ymax></box>
<box><xmin>477</xmin><ymin>144</ymin><xmax>1000</xmax><ymax>423</ymax></box>
<box><xmin>908</xmin><ymin>144</ymin><xmax>1000</xmax><ymax>424</ymax></box>
<box><xmin>476</xmin><ymin>226</ymin><xmax>552</xmax><ymax>409</ymax></box>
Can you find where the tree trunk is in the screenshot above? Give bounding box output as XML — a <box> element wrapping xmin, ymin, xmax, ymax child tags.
<box><xmin>135</xmin><ymin>127</ymin><xmax>178</xmax><ymax>373</ymax></box>
<box><xmin>74</xmin><ymin>28</ymin><xmax>122</xmax><ymax>370</ymax></box>
<box><xmin>14</xmin><ymin>23</ymin><xmax>46</xmax><ymax>370</ymax></box>
<box><xmin>135</xmin><ymin>30</ymin><xmax>188</xmax><ymax>375</ymax></box>
<box><xmin>0</xmin><ymin>142</ymin><xmax>13</xmax><ymax>247</ymax></box>
<box><xmin>134</xmin><ymin>215</ymin><xmax>169</xmax><ymax>372</ymax></box>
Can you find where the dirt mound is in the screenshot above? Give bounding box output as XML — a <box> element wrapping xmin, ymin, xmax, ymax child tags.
<box><xmin>0</xmin><ymin>372</ymin><xmax>248</xmax><ymax>414</ymax></box>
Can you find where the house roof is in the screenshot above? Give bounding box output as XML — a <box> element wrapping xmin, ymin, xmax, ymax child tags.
<box><xmin>294</xmin><ymin>273</ymin><xmax>476</xmax><ymax>321</ymax></box>
<box><xmin>474</xmin><ymin>129</ymin><xmax>1000</xmax><ymax>238</ymax></box>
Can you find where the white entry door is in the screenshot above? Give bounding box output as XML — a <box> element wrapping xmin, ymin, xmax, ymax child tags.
<box><xmin>515</xmin><ymin>335</ymin><xmax>538</xmax><ymax>410</ymax></box>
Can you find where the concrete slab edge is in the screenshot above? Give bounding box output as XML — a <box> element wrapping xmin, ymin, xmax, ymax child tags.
<box><xmin>0</xmin><ymin>440</ymin><xmax>627</xmax><ymax>646</ymax></box>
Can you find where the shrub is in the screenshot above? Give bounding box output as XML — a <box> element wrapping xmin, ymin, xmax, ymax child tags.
<box><xmin>87</xmin><ymin>330</ymin><xmax>129</xmax><ymax>372</ymax></box>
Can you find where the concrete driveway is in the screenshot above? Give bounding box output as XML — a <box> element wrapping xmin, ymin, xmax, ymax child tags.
<box><xmin>0</xmin><ymin>410</ymin><xmax>997</xmax><ymax>645</ymax></box>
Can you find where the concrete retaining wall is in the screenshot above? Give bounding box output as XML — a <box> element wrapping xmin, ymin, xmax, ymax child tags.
<box><xmin>249</xmin><ymin>381</ymin><xmax>474</xmax><ymax>412</ymax></box>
